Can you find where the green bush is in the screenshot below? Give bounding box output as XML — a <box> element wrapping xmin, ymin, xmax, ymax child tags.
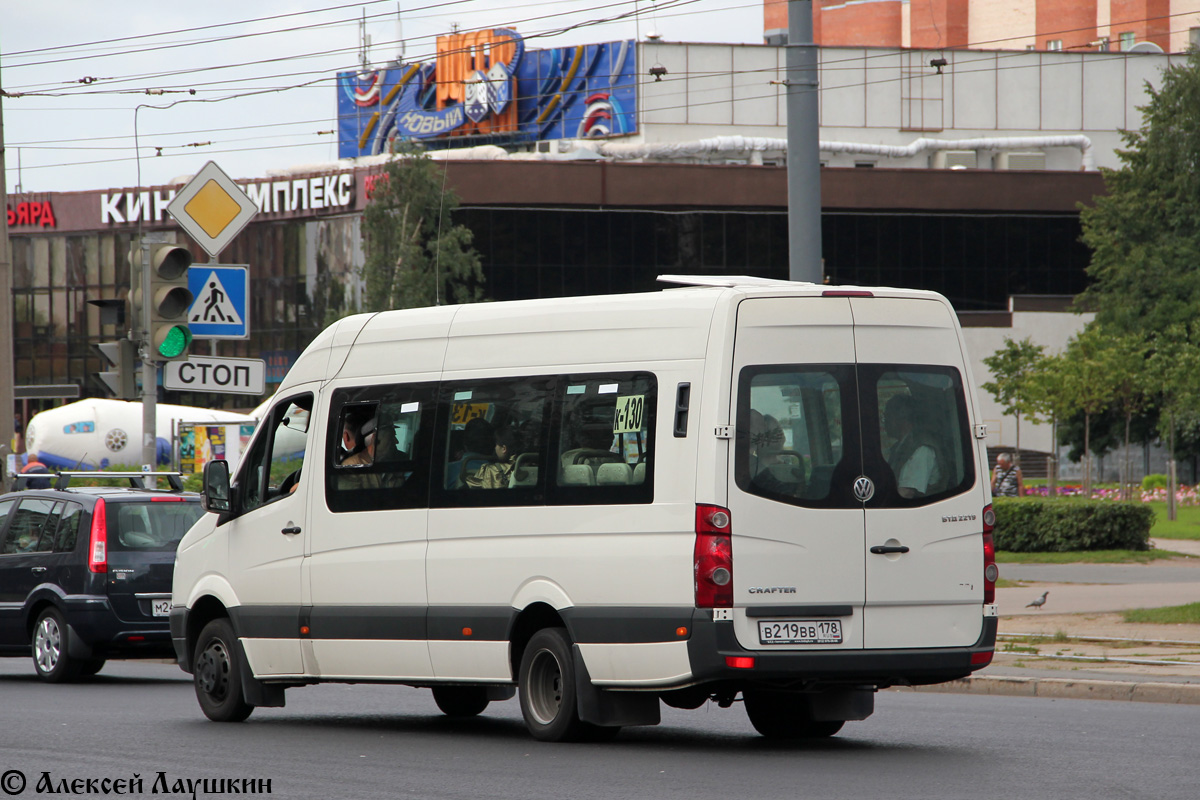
<box><xmin>993</xmin><ymin>499</ymin><xmax>1153</xmax><ymax>552</ymax></box>
<box><xmin>1142</xmin><ymin>473</ymin><xmax>1168</xmax><ymax>491</ymax></box>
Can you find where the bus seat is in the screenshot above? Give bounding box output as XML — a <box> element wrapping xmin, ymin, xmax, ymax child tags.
<box><xmin>510</xmin><ymin>453</ymin><xmax>540</xmax><ymax>488</ymax></box>
<box><xmin>596</xmin><ymin>463</ymin><xmax>633</xmax><ymax>486</ymax></box>
<box><xmin>562</xmin><ymin>464</ymin><xmax>595</xmax><ymax>486</ymax></box>
<box><xmin>632</xmin><ymin>462</ymin><xmax>646</xmax><ymax>485</ymax></box>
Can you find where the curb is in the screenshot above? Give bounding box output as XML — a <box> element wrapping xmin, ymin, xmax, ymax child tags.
<box><xmin>893</xmin><ymin>675</ymin><xmax>1200</xmax><ymax>705</ymax></box>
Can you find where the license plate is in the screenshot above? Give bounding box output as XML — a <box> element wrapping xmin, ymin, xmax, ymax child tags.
<box><xmin>151</xmin><ymin>599</ymin><xmax>171</xmax><ymax>617</ymax></box>
<box><xmin>758</xmin><ymin>619</ymin><xmax>843</xmax><ymax>645</ymax></box>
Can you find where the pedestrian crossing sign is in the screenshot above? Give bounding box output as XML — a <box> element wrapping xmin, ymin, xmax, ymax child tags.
<box><xmin>188</xmin><ymin>265</ymin><xmax>249</xmax><ymax>339</ymax></box>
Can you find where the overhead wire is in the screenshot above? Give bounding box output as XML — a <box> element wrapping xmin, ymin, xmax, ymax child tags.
<box><xmin>5</xmin><ymin>3</ymin><xmax>1194</xmax><ymax>179</ymax></box>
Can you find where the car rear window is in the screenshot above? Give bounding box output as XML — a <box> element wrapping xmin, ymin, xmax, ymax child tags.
<box><xmin>108</xmin><ymin>501</ymin><xmax>204</xmax><ymax>552</ymax></box>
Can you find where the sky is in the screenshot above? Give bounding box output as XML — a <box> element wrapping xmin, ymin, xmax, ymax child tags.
<box><xmin>3</xmin><ymin>0</ymin><xmax>765</xmax><ymax>194</ymax></box>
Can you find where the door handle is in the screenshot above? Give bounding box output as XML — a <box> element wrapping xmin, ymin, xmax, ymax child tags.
<box><xmin>31</xmin><ymin>566</ymin><xmax>47</xmax><ymax>573</ymax></box>
<box><xmin>281</xmin><ymin>525</ymin><xmax>302</xmax><ymax>536</ymax></box>
<box><xmin>870</xmin><ymin>545</ymin><xmax>910</xmax><ymax>555</ymax></box>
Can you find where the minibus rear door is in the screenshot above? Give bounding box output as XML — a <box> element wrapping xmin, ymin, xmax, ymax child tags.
<box><xmin>727</xmin><ymin>296</ymin><xmax>866</xmax><ymax>651</ymax></box>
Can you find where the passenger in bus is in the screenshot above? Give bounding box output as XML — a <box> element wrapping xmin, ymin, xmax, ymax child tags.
<box><xmin>466</xmin><ymin>426</ymin><xmax>522</xmax><ymax>489</ymax></box>
<box><xmin>341</xmin><ymin>417</ymin><xmax>376</xmax><ymax>469</ymax></box>
<box><xmin>448</xmin><ymin>417</ymin><xmax>495</xmax><ymax>488</ymax></box>
<box><xmin>883</xmin><ymin>394</ymin><xmax>941</xmax><ymax>498</ymax></box>
<box><xmin>748</xmin><ymin>411</ymin><xmax>800</xmax><ymax>496</ymax></box>
<box><xmin>339</xmin><ymin>416</ymin><xmax>365</xmax><ymax>464</ymax></box>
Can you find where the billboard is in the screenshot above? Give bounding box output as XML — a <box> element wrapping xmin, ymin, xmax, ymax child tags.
<box><xmin>338</xmin><ymin>29</ymin><xmax>636</xmax><ymax>157</ymax></box>
<box><xmin>178</xmin><ymin>422</ymin><xmax>256</xmax><ymax>475</ymax></box>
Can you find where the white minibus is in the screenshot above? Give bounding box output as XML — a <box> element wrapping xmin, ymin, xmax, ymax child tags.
<box><xmin>171</xmin><ymin>275</ymin><xmax>998</xmax><ymax>741</ymax></box>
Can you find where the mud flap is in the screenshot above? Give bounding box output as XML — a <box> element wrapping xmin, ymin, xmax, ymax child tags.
<box><xmin>572</xmin><ymin>644</ymin><xmax>661</xmax><ymax>727</ymax></box>
<box><xmin>809</xmin><ymin>687</ymin><xmax>875</xmax><ymax>722</ymax></box>
<box><xmin>487</xmin><ymin>686</ymin><xmax>516</xmax><ymax>701</ymax></box>
<box><xmin>66</xmin><ymin>624</ymin><xmax>94</xmax><ymax>660</ymax></box>
<box><xmin>236</xmin><ymin>638</ymin><xmax>286</xmax><ymax>708</ymax></box>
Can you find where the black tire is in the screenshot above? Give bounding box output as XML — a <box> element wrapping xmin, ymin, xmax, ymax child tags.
<box><xmin>80</xmin><ymin>659</ymin><xmax>106</xmax><ymax>677</ymax></box>
<box><xmin>518</xmin><ymin>627</ymin><xmax>594</xmax><ymax>742</ymax></box>
<box><xmin>32</xmin><ymin>607</ymin><xmax>83</xmax><ymax>683</ymax></box>
<box><xmin>193</xmin><ymin>618</ymin><xmax>253</xmax><ymax>722</ymax></box>
<box><xmin>743</xmin><ymin>689</ymin><xmax>845</xmax><ymax>739</ymax></box>
<box><xmin>432</xmin><ymin>686</ymin><xmax>490</xmax><ymax>717</ymax></box>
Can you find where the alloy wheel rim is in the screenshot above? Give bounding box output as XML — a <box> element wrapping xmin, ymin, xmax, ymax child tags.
<box><xmin>34</xmin><ymin>617</ymin><xmax>61</xmax><ymax>674</ymax></box>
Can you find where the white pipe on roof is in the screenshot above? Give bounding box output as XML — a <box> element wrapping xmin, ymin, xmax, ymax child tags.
<box><xmin>592</xmin><ymin>134</ymin><xmax>1096</xmax><ymax>170</ymax></box>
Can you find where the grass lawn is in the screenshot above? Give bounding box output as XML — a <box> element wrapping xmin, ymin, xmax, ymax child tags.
<box><xmin>1148</xmin><ymin>503</ymin><xmax>1200</xmax><ymax>541</ymax></box>
<box><xmin>996</xmin><ymin>549</ymin><xmax>1185</xmax><ymax>564</ymax></box>
<box><xmin>1123</xmin><ymin>603</ymin><xmax>1200</xmax><ymax>625</ymax></box>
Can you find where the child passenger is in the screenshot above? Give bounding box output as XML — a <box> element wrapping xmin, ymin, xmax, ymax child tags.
<box><xmin>466</xmin><ymin>427</ymin><xmax>522</xmax><ymax>489</ymax></box>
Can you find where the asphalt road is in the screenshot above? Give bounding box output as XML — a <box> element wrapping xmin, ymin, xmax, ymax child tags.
<box><xmin>1</xmin><ymin>659</ymin><xmax>1197</xmax><ymax>800</ymax></box>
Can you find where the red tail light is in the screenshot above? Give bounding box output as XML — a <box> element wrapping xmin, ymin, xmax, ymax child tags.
<box><xmin>151</xmin><ymin>496</ymin><xmax>185</xmax><ymax>502</ymax></box>
<box><xmin>88</xmin><ymin>498</ymin><xmax>108</xmax><ymax>574</ymax></box>
<box><xmin>982</xmin><ymin>504</ymin><xmax>997</xmax><ymax>604</ymax></box>
<box><xmin>695</xmin><ymin>504</ymin><xmax>733</xmax><ymax>608</ymax></box>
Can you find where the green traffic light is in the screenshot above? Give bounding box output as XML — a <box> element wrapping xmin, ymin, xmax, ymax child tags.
<box><xmin>157</xmin><ymin>325</ymin><xmax>193</xmax><ymax>359</ymax></box>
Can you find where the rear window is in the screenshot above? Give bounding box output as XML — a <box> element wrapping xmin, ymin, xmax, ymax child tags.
<box><xmin>108</xmin><ymin>501</ymin><xmax>204</xmax><ymax>552</ymax></box>
<box><xmin>736</xmin><ymin>363</ymin><xmax>974</xmax><ymax>508</ymax></box>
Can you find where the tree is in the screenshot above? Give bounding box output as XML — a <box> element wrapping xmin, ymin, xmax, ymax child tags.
<box><xmin>1058</xmin><ymin>325</ymin><xmax>1116</xmax><ymax>497</ymax></box>
<box><xmin>1079</xmin><ymin>49</ymin><xmax>1200</xmax><ymax>335</ymax></box>
<box><xmin>1102</xmin><ymin>330</ymin><xmax>1153</xmax><ymax>499</ymax></box>
<box><xmin>1148</xmin><ymin>324</ymin><xmax>1200</xmax><ymax>517</ymax></box>
<box><xmin>1026</xmin><ymin>352</ymin><xmax>1075</xmax><ymax>495</ymax></box>
<box><xmin>981</xmin><ymin>337</ymin><xmax>1046</xmax><ymax>467</ymax></box>
<box><xmin>359</xmin><ymin>148</ymin><xmax>484</xmax><ymax>311</ymax></box>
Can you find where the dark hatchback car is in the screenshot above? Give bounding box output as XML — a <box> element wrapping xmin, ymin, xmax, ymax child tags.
<box><xmin>0</xmin><ymin>472</ymin><xmax>203</xmax><ymax>682</ymax></box>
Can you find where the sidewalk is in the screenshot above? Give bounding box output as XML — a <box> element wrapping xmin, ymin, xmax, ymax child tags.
<box><xmin>899</xmin><ymin>543</ymin><xmax>1200</xmax><ymax>705</ymax></box>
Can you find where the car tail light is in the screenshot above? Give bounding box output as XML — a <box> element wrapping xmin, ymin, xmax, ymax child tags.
<box><xmin>695</xmin><ymin>504</ymin><xmax>733</xmax><ymax>608</ymax></box>
<box><xmin>151</xmin><ymin>496</ymin><xmax>185</xmax><ymax>502</ymax></box>
<box><xmin>822</xmin><ymin>290</ymin><xmax>874</xmax><ymax>297</ymax></box>
<box><xmin>88</xmin><ymin>498</ymin><xmax>108</xmax><ymax>574</ymax></box>
<box><xmin>982</xmin><ymin>503</ymin><xmax>997</xmax><ymax>604</ymax></box>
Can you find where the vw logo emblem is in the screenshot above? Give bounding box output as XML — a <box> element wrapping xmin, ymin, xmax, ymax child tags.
<box><xmin>853</xmin><ymin>476</ymin><xmax>875</xmax><ymax>503</ymax></box>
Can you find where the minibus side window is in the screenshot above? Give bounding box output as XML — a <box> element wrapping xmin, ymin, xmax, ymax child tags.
<box><xmin>433</xmin><ymin>377</ymin><xmax>551</xmax><ymax>507</ymax></box>
<box><xmin>241</xmin><ymin>394</ymin><xmax>312</xmax><ymax>512</ymax></box>
<box><xmin>550</xmin><ymin>372</ymin><xmax>656</xmax><ymax>505</ymax></box>
<box><xmin>325</xmin><ymin>384</ymin><xmax>435</xmax><ymax>513</ymax></box>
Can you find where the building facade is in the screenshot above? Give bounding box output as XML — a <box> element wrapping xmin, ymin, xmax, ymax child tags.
<box><xmin>764</xmin><ymin>0</ymin><xmax>1200</xmax><ymax>53</ymax></box>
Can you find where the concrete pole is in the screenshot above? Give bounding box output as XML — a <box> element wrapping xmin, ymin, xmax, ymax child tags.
<box><xmin>0</xmin><ymin>53</ymin><xmax>16</xmax><ymax>482</ymax></box>
<box><xmin>786</xmin><ymin>0</ymin><xmax>822</xmax><ymax>283</ymax></box>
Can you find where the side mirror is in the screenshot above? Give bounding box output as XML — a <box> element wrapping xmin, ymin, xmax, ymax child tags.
<box><xmin>202</xmin><ymin>459</ymin><xmax>231</xmax><ymax>514</ymax></box>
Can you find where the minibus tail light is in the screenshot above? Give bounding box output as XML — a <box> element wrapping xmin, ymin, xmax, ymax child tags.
<box><xmin>982</xmin><ymin>503</ymin><xmax>997</xmax><ymax>603</ymax></box>
<box><xmin>88</xmin><ymin>499</ymin><xmax>108</xmax><ymax>574</ymax></box>
<box><xmin>695</xmin><ymin>504</ymin><xmax>733</xmax><ymax>608</ymax></box>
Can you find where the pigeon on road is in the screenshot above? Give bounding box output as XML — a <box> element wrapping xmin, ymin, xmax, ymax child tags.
<box><xmin>1025</xmin><ymin>591</ymin><xmax>1049</xmax><ymax>609</ymax></box>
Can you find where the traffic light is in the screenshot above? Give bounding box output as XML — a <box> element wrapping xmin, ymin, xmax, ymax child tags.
<box><xmin>93</xmin><ymin>338</ymin><xmax>138</xmax><ymax>399</ymax></box>
<box><xmin>139</xmin><ymin>243</ymin><xmax>195</xmax><ymax>362</ymax></box>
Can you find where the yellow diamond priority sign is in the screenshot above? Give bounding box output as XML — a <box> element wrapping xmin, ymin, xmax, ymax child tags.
<box><xmin>167</xmin><ymin>161</ymin><xmax>258</xmax><ymax>259</ymax></box>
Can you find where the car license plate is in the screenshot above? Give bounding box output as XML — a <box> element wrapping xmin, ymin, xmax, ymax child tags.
<box><xmin>758</xmin><ymin>619</ymin><xmax>842</xmax><ymax>645</ymax></box>
<box><xmin>151</xmin><ymin>599</ymin><xmax>171</xmax><ymax>617</ymax></box>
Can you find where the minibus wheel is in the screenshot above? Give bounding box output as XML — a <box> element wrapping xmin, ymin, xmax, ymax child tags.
<box><xmin>432</xmin><ymin>686</ymin><xmax>490</xmax><ymax>717</ymax></box>
<box><xmin>518</xmin><ymin>627</ymin><xmax>593</xmax><ymax>742</ymax></box>
<box><xmin>193</xmin><ymin>618</ymin><xmax>253</xmax><ymax>722</ymax></box>
<box><xmin>743</xmin><ymin>689</ymin><xmax>844</xmax><ymax>739</ymax></box>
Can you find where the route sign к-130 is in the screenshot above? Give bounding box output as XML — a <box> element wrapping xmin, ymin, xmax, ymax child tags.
<box><xmin>188</xmin><ymin>265</ymin><xmax>249</xmax><ymax>339</ymax></box>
